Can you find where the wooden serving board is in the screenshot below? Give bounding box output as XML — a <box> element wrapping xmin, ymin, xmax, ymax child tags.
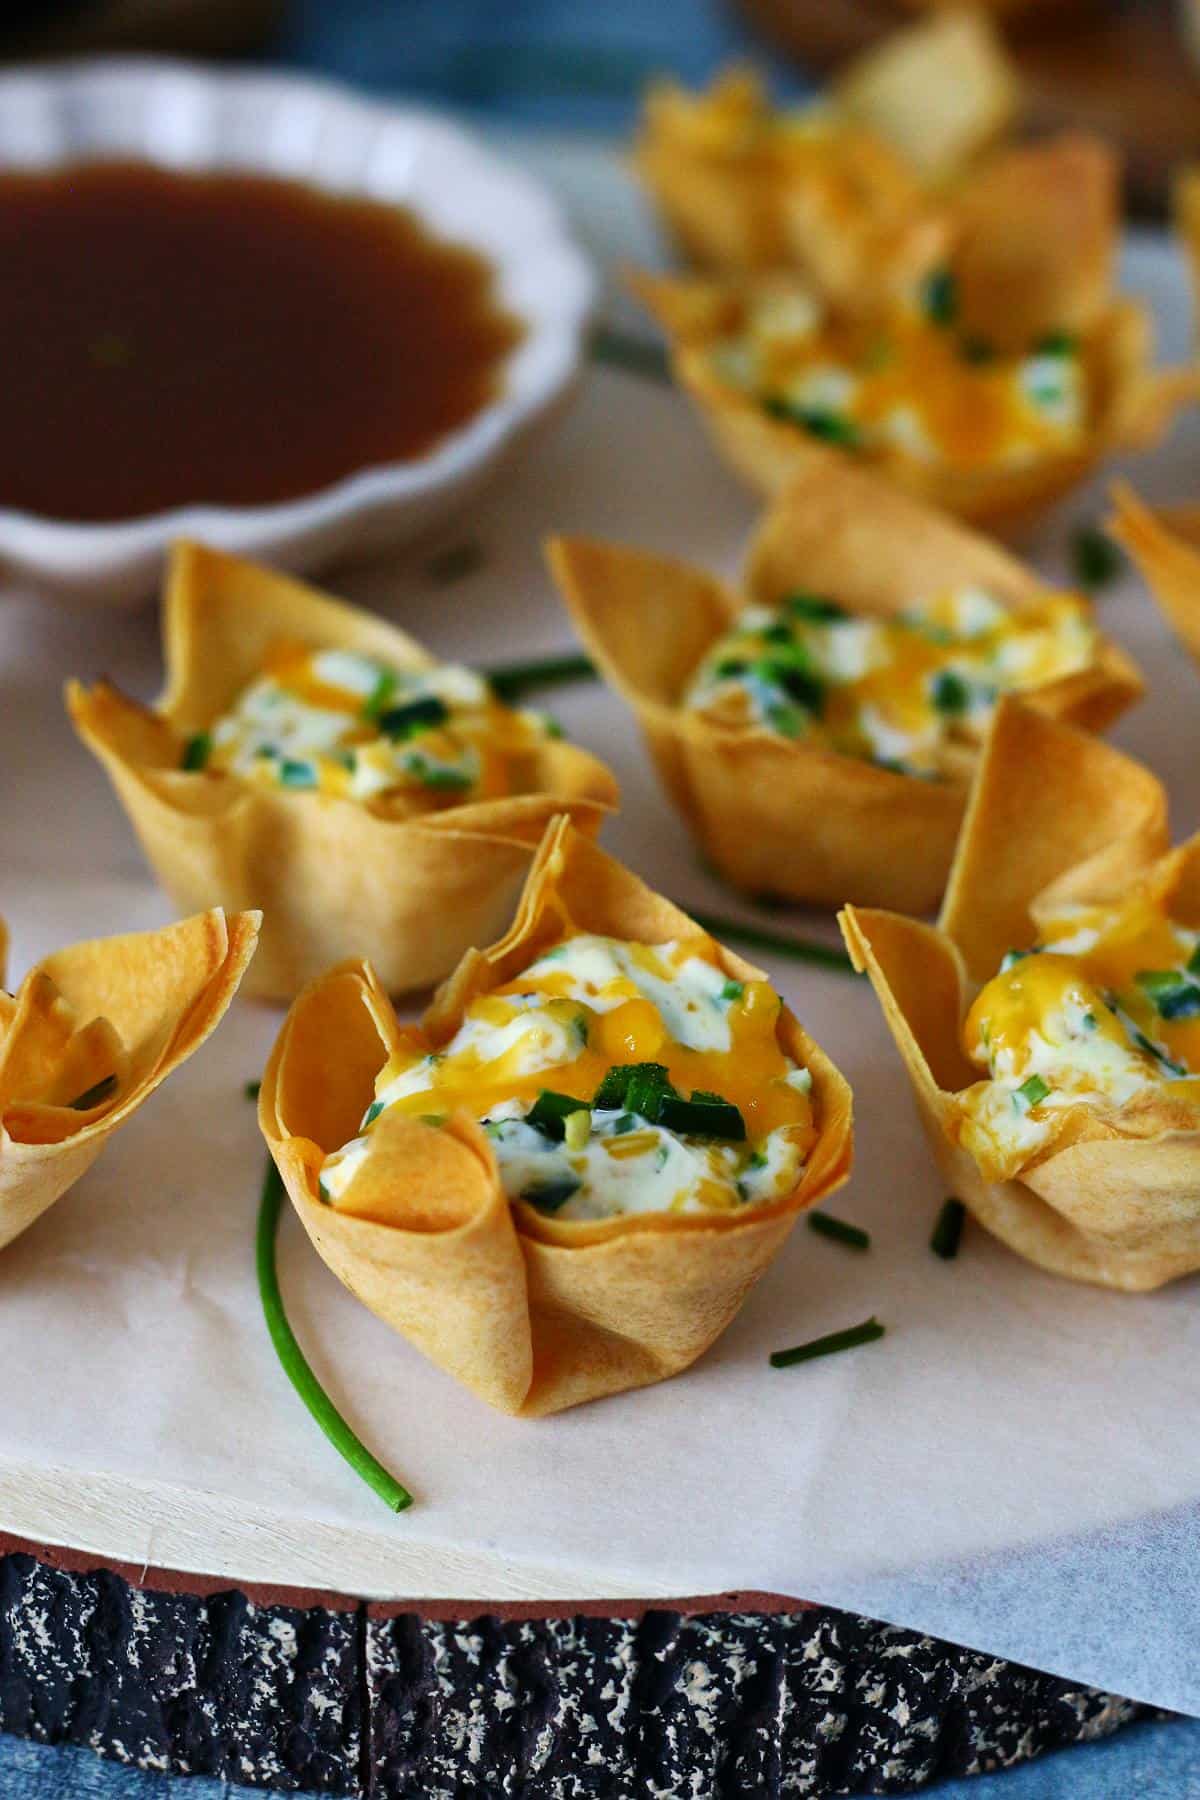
<box><xmin>0</xmin><ymin>1533</ymin><xmax>1149</xmax><ymax>1794</ymax></box>
<box><xmin>736</xmin><ymin>0</ymin><xmax>1200</xmax><ymax>216</ymax></box>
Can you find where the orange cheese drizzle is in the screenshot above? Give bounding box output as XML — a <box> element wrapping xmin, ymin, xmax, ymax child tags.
<box><xmin>375</xmin><ymin>930</ymin><xmax>817</xmax><ymax>1150</ymax></box>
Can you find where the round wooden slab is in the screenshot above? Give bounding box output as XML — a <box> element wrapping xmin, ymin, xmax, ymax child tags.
<box><xmin>0</xmin><ymin>1534</ymin><xmax>1150</xmax><ymax>1794</ymax></box>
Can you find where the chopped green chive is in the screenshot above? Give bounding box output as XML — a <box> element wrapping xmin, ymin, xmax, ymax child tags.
<box><xmin>1015</xmin><ymin>1073</ymin><xmax>1050</xmax><ymax>1111</ymax></box>
<box><xmin>921</xmin><ymin>267</ymin><xmax>957</xmax><ymax>326</ymax></box>
<box><xmin>423</xmin><ymin>539</ymin><xmax>485</xmax><ymax>586</ymax></box>
<box><xmin>774</xmin><ymin>663</ymin><xmax>826</xmax><ymax>713</ymax></box>
<box><xmin>377</xmin><ymin>695</ymin><xmax>448</xmax><ymax>739</ymax></box>
<box><xmin>590</xmin><ymin>1064</ymin><xmax>745</xmax><ymax>1139</ymax></box>
<box><xmin>930</xmin><ymin>1197</ymin><xmax>966</xmax><ymax>1260</ymax></box>
<box><xmin>770</xmin><ymin>1316</ymin><xmax>885</xmax><ymax>1369</ymax></box>
<box><xmin>999</xmin><ymin>947</ymin><xmax>1036</xmax><ymax>972</ymax></box>
<box><xmin>487</xmin><ymin>652</ymin><xmax>597</xmax><ymax>705</ymax></box>
<box><xmin>807</xmin><ymin>1211</ymin><xmax>870</xmax><ymax>1252</ymax></box>
<box><xmin>68</xmin><ymin>1073</ymin><xmax>118</xmax><ymax>1110</ymax></box>
<box><xmin>765</xmin><ymin>702</ymin><xmax>806</xmax><ymax>739</ymax></box>
<box><xmin>1036</xmin><ymin>330</ymin><xmax>1078</xmax><ymax>356</ymax></box>
<box><xmin>1081</xmin><ymin>1012</ymin><xmax>1097</xmax><ymax>1032</ymax></box>
<box><xmin>257</xmin><ymin>1159</ymin><xmax>412</xmax><ymax>1512</ymax></box>
<box><xmin>1135</xmin><ymin>970</ymin><xmax>1200</xmax><ymax>1020</ymax></box>
<box><xmin>932</xmin><ymin>669</ymin><xmax>970</xmax><ymax>715</ymax></box>
<box><xmin>720</xmin><ymin>979</ymin><xmax>745</xmax><ymax>1003</ymax></box>
<box><xmin>1071</xmin><ymin>524</ymin><xmax>1124</xmax><ymax>590</ymax></box>
<box><xmin>687</xmin><ymin>911</ymin><xmax>857</xmax><ymax>976</ymax></box>
<box><xmin>715</xmin><ymin>657</ymin><xmax>750</xmax><ymax>680</ymax></box>
<box><xmin>1189</xmin><ymin>944</ymin><xmax>1200</xmax><ymax>976</ymax></box>
<box><xmin>406</xmin><ymin>757</ymin><xmax>473</xmax><ymax>790</ymax></box>
<box><xmin>656</xmin><ymin>1091</ymin><xmax>745</xmax><ymax>1140</ymax></box>
<box><xmin>761</xmin><ymin>620</ymin><xmax>796</xmax><ymax>646</ymax></box>
<box><xmin>526</xmin><ymin>1089</ymin><xmax>590</xmax><ymax>1142</ymax></box>
<box><xmin>785</xmin><ymin>594</ymin><xmax>848</xmax><ymax>622</ymax></box>
<box><xmin>765</xmin><ymin>397</ymin><xmax>861</xmax><ymax>447</ymax></box>
<box><xmin>362</xmin><ymin>669</ymin><xmax>398</xmax><ymax>720</ymax></box>
<box><xmin>244</xmin><ymin>1080</ymin><xmax>261</xmax><ymax>1101</ymax></box>
<box><xmin>361</xmin><ymin>1099</ymin><xmax>386</xmax><ymax>1128</ymax></box>
<box><xmin>279</xmin><ymin>760</ymin><xmax>317</xmax><ymax>789</ymax></box>
<box><xmin>520</xmin><ymin>1175</ymin><xmax>581</xmax><ymax>1213</ymax></box>
<box><xmin>593</xmin><ymin>1061</ymin><xmax>672</xmax><ymax>1115</ymax></box>
<box><xmin>181</xmin><ymin>732</ymin><xmax>212</xmax><ymax>772</ymax></box>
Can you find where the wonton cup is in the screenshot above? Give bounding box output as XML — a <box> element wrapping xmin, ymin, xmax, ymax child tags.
<box><xmin>634</xmin><ymin>13</ymin><xmax>1018</xmax><ymax>303</ymax></box>
<box><xmin>1109</xmin><ymin>483</ymin><xmax>1200</xmax><ymax>673</ymax></box>
<box><xmin>840</xmin><ymin>697</ymin><xmax>1200</xmax><ymax>1291</ymax></box>
<box><xmin>547</xmin><ymin>461</ymin><xmax>1142</xmax><ymax>915</ymax></box>
<box><xmin>67</xmin><ymin>543</ymin><xmax>618</xmax><ymax>1003</ymax></box>
<box><xmin>260</xmin><ymin>817</ymin><xmax>853</xmax><ymax>1415</ymax></box>
<box><xmin>632</xmin><ymin>137</ymin><xmax>1195</xmax><ymax>529</ymax></box>
<box><xmin>0</xmin><ymin>909</ymin><xmax>258</xmax><ymax>1251</ymax></box>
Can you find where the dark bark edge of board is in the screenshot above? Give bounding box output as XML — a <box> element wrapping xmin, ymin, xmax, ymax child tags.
<box><xmin>0</xmin><ymin>1537</ymin><xmax>1154</xmax><ymax>1796</ymax></box>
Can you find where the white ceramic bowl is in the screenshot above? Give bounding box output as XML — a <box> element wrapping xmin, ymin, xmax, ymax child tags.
<box><xmin>0</xmin><ymin>58</ymin><xmax>595</xmax><ymax>606</ymax></box>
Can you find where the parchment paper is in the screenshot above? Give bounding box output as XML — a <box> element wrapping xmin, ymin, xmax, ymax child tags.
<box><xmin>1</xmin><ymin>228</ymin><xmax>1199</xmax><ymax>1714</ymax></box>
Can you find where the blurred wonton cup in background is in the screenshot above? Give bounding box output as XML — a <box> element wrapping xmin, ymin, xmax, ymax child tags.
<box><xmin>1110</xmin><ymin>483</ymin><xmax>1200</xmax><ymax>672</ymax></box>
<box><xmin>632</xmin><ymin>137</ymin><xmax>1195</xmax><ymax>530</ymax></box>
<box><xmin>633</xmin><ymin>11</ymin><xmax>1019</xmax><ymax>306</ymax></box>
<box><xmin>0</xmin><ymin>909</ymin><xmax>258</xmax><ymax>1251</ymax></box>
<box><xmin>842</xmin><ymin>700</ymin><xmax>1200</xmax><ymax>1291</ymax></box>
<box><xmin>67</xmin><ymin>543</ymin><xmax>617</xmax><ymax>1003</ymax></box>
<box><xmin>548</xmin><ymin>462</ymin><xmax>1142</xmax><ymax>915</ymax></box>
<box><xmin>259</xmin><ymin>818</ymin><xmax>853</xmax><ymax>1416</ymax></box>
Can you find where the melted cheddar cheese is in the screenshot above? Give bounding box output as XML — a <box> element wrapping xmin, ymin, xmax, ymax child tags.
<box><xmin>956</xmin><ymin>891</ymin><xmax>1200</xmax><ymax>1181</ymax></box>
<box><xmin>683</xmin><ymin>585</ymin><xmax>1094</xmax><ymax>777</ymax></box>
<box><xmin>711</xmin><ymin>278</ymin><xmax>1088</xmax><ymax>472</ymax></box>
<box><xmin>320</xmin><ymin>932</ymin><xmax>817</xmax><ymax>1222</ymax></box>
<box><xmin>186</xmin><ymin>644</ymin><xmax>556</xmax><ymax>805</ymax></box>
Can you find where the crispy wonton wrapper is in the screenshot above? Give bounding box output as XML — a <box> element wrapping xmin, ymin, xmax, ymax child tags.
<box><xmin>0</xmin><ymin>908</ymin><xmax>258</xmax><ymax>1251</ymax></box>
<box><xmin>634</xmin><ymin>13</ymin><xmax>1018</xmax><ymax>303</ymax></box>
<box><xmin>260</xmin><ymin>818</ymin><xmax>853</xmax><ymax>1415</ymax></box>
<box><xmin>547</xmin><ymin>462</ymin><xmax>1142</xmax><ymax>915</ymax></box>
<box><xmin>632</xmin><ymin>137</ymin><xmax>1196</xmax><ymax>529</ymax></box>
<box><xmin>832</xmin><ymin>9</ymin><xmax>1020</xmax><ymax>187</ymax></box>
<box><xmin>840</xmin><ymin>697</ymin><xmax>1200</xmax><ymax>1291</ymax></box>
<box><xmin>67</xmin><ymin>543</ymin><xmax>618</xmax><ymax>1003</ymax></box>
<box><xmin>1110</xmin><ymin>483</ymin><xmax>1200</xmax><ymax>673</ymax></box>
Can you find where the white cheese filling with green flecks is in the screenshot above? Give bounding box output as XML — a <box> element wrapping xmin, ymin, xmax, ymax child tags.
<box><xmin>319</xmin><ymin>931</ymin><xmax>817</xmax><ymax>1222</ymax></box>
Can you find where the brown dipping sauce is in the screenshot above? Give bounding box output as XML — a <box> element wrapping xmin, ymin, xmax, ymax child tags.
<box><xmin>0</xmin><ymin>159</ymin><xmax>523</xmax><ymax>522</ymax></box>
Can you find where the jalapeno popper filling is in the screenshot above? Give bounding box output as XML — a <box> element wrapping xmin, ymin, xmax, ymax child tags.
<box><xmin>955</xmin><ymin>892</ymin><xmax>1200</xmax><ymax>1182</ymax></box>
<box><xmin>710</xmin><ymin>276</ymin><xmax>1088</xmax><ymax>471</ymax></box>
<box><xmin>683</xmin><ymin>584</ymin><xmax>1095</xmax><ymax>777</ymax></box>
<box><xmin>181</xmin><ymin>645</ymin><xmax>559</xmax><ymax>804</ymax></box>
<box><xmin>320</xmin><ymin>932</ymin><xmax>817</xmax><ymax>1222</ymax></box>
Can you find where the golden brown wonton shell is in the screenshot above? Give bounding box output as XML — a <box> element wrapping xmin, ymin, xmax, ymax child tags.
<box><xmin>67</xmin><ymin>543</ymin><xmax>617</xmax><ymax>1003</ymax></box>
<box><xmin>633</xmin><ymin>12</ymin><xmax>1019</xmax><ymax>305</ymax></box>
<box><xmin>841</xmin><ymin>697</ymin><xmax>1200</xmax><ymax>1291</ymax></box>
<box><xmin>1109</xmin><ymin>483</ymin><xmax>1200</xmax><ymax>673</ymax></box>
<box><xmin>547</xmin><ymin>461</ymin><xmax>1142</xmax><ymax>915</ymax></box>
<box><xmin>0</xmin><ymin>908</ymin><xmax>258</xmax><ymax>1251</ymax></box>
<box><xmin>260</xmin><ymin>817</ymin><xmax>853</xmax><ymax>1415</ymax></box>
<box><xmin>631</xmin><ymin>136</ymin><xmax>1195</xmax><ymax>528</ymax></box>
